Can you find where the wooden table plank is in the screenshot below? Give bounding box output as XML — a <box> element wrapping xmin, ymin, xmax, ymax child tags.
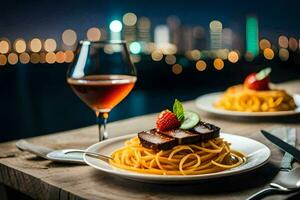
<box><xmin>0</xmin><ymin>80</ymin><xmax>300</xmax><ymax>200</ymax></box>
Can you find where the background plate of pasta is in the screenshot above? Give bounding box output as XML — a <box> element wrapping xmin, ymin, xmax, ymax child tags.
<box><xmin>195</xmin><ymin>91</ymin><xmax>300</xmax><ymax>117</ymax></box>
<box><xmin>195</xmin><ymin>68</ymin><xmax>300</xmax><ymax>117</ymax></box>
<box><xmin>83</xmin><ymin>133</ymin><xmax>270</xmax><ymax>183</ymax></box>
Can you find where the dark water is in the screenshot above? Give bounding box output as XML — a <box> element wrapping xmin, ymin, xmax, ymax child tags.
<box><xmin>1</xmin><ymin>57</ymin><xmax>299</xmax><ymax>142</ymax></box>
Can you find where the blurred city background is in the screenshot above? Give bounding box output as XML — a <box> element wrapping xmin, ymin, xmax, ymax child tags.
<box><xmin>0</xmin><ymin>0</ymin><xmax>300</xmax><ymax>141</ymax></box>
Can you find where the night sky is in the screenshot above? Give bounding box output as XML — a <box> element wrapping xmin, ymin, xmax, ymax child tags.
<box><xmin>1</xmin><ymin>0</ymin><xmax>299</xmax><ymax>40</ymax></box>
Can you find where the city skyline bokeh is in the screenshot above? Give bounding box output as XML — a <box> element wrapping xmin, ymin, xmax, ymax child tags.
<box><xmin>0</xmin><ymin>0</ymin><xmax>299</xmax><ymax>142</ymax></box>
<box><xmin>1</xmin><ymin>0</ymin><xmax>299</xmax><ymax>40</ymax></box>
<box><xmin>0</xmin><ymin>1</ymin><xmax>299</xmax><ymax>68</ymax></box>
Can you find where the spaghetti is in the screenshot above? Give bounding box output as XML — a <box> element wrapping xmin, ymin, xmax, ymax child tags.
<box><xmin>109</xmin><ymin>136</ymin><xmax>245</xmax><ymax>175</ymax></box>
<box><xmin>214</xmin><ymin>85</ymin><xmax>296</xmax><ymax>112</ymax></box>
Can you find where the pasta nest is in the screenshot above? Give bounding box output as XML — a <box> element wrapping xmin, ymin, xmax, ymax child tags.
<box><xmin>214</xmin><ymin>84</ymin><xmax>296</xmax><ymax>112</ymax></box>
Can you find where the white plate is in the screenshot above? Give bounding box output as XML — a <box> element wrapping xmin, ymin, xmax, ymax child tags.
<box><xmin>196</xmin><ymin>92</ymin><xmax>300</xmax><ymax>117</ymax></box>
<box><xmin>84</xmin><ymin>133</ymin><xmax>271</xmax><ymax>183</ymax></box>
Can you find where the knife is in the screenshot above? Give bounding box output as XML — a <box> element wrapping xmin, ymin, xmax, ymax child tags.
<box><xmin>261</xmin><ymin>129</ymin><xmax>300</xmax><ymax>162</ymax></box>
<box><xmin>279</xmin><ymin>128</ymin><xmax>296</xmax><ymax>171</ymax></box>
<box><xmin>244</xmin><ymin>128</ymin><xmax>297</xmax><ymax>200</ymax></box>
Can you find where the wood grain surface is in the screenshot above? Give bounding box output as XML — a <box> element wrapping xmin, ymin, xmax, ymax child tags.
<box><xmin>0</xmin><ymin>80</ymin><xmax>300</xmax><ymax>200</ymax></box>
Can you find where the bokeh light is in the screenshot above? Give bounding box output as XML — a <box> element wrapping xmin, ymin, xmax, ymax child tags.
<box><xmin>165</xmin><ymin>55</ymin><xmax>176</xmax><ymax>65</ymax></box>
<box><xmin>209</xmin><ymin>20</ymin><xmax>222</xmax><ymax>31</ymax></box>
<box><xmin>196</xmin><ymin>60</ymin><xmax>207</xmax><ymax>71</ymax></box>
<box><xmin>278</xmin><ymin>35</ymin><xmax>288</xmax><ymax>48</ymax></box>
<box><xmin>151</xmin><ymin>50</ymin><xmax>163</xmax><ymax>61</ymax></box>
<box><xmin>129</xmin><ymin>42</ymin><xmax>141</xmax><ymax>54</ymax></box>
<box><xmin>7</xmin><ymin>53</ymin><xmax>18</xmax><ymax>65</ymax></box>
<box><xmin>279</xmin><ymin>48</ymin><xmax>289</xmax><ymax>61</ymax></box>
<box><xmin>213</xmin><ymin>58</ymin><xmax>224</xmax><ymax>70</ymax></box>
<box><xmin>19</xmin><ymin>52</ymin><xmax>30</xmax><ymax>64</ymax></box>
<box><xmin>40</xmin><ymin>52</ymin><xmax>46</xmax><ymax>64</ymax></box>
<box><xmin>0</xmin><ymin>40</ymin><xmax>10</xmax><ymax>54</ymax></box>
<box><xmin>289</xmin><ymin>37</ymin><xmax>298</xmax><ymax>51</ymax></box>
<box><xmin>161</xmin><ymin>44</ymin><xmax>177</xmax><ymax>55</ymax></box>
<box><xmin>246</xmin><ymin>16</ymin><xmax>259</xmax><ymax>57</ymax></box>
<box><xmin>263</xmin><ymin>48</ymin><xmax>274</xmax><ymax>60</ymax></box>
<box><xmin>55</xmin><ymin>51</ymin><xmax>65</xmax><ymax>63</ymax></box>
<box><xmin>172</xmin><ymin>64</ymin><xmax>183</xmax><ymax>75</ymax></box>
<box><xmin>190</xmin><ymin>50</ymin><xmax>201</xmax><ymax>60</ymax></box>
<box><xmin>259</xmin><ymin>39</ymin><xmax>271</xmax><ymax>50</ymax></box>
<box><xmin>87</xmin><ymin>27</ymin><xmax>101</xmax><ymax>41</ymax></box>
<box><xmin>154</xmin><ymin>25</ymin><xmax>169</xmax><ymax>47</ymax></box>
<box><xmin>123</xmin><ymin>13</ymin><xmax>137</xmax><ymax>26</ymax></box>
<box><xmin>30</xmin><ymin>38</ymin><xmax>42</xmax><ymax>52</ymax></box>
<box><xmin>46</xmin><ymin>52</ymin><xmax>56</xmax><ymax>64</ymax></box>
<box><xmin>65</xmin><ymin>50</ymin><xmax>74</xmax><ymax>63</ymax></box>
<box><xmin>62</xmin><ymin>29</ymin><xmax>77</xmax><ymax>46</ymax></box>
<box><xmin>109</xmin><ymin>20</ymin><xmax>123</xmax><ymax>32</ymax></box>
<box><xmin>30</xmin><ymin>53</ymin><xmax>40</xmax><ymax>64</ymax></box>
<box><xmin>44</xmin><ymin>39</ymin><xmax>57</xmax><ymax>52</ymax></box>
<box><xmin>0</xmin><ymin>55</ymin><xmax>7</xmax><ymax>66</ymax></box>
<box><xmin>143</xmin><ymin>42</ymin><xmax>156</xmax><ymax>54</ymax></box>
<box><xmin>14</xmin><ymin>39</ymin><xmax>26</xmax><ymax>53</ymax></box>
<box><xmin>228</xmin><ymin>51</ymin><xmax>239</xmax><ymax>63</ymax></box>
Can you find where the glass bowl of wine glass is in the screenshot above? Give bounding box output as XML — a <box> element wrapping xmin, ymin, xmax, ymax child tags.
<box><xmin>67</xmin><ymin>40</ymin><xmax>137</xmax><ymax>141</ymax></box>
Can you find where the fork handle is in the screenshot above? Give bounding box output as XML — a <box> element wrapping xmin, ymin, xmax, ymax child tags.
<box><xmin>64</xmin><ymin>150</ymin><xmax>112</xmax><ymax>161</ymax></box>
<box><xmin>246</xmin><ymin>188</ymin><xmax>284</xmax><ymax>200</ymax></box>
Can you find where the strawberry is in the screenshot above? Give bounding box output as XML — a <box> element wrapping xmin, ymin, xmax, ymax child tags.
<box><xmin>244</xmin><ymin>73</ymin><xmax>270</xmax><ymax>90</ymax></box>
<box><xmin>244</xmin><ymin>68</ymin><xmax>271</xmax><ymax>91</ymax></box>
<box><xmin>156</xmin><ymin>110</ymin><xmax>181</xmax><ymax>131</ymax></box>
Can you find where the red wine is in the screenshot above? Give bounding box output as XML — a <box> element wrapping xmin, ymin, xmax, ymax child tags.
<box><xmin>68</xmin><ymin>75</ymin><xmax>136</xmax><ymax>112</ymax></box>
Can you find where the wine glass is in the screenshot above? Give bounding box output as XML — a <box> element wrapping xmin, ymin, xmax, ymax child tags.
<box><xmin>67</xmin><ymin>40</ymin><xmax>137</xmax><ymax>141</ymax></box>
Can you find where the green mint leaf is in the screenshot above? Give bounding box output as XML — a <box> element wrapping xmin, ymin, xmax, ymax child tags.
<box><xmin>256</xmin><ymin>67</ymin><xmax>272</xmax><ymax>80</ymax></box>
<box><xmin>173</xmin><ymin>99</ymin><xmax>185</xmax><ymax>122</ymax></box>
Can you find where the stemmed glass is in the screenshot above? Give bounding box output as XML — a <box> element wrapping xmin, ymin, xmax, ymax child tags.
<box><xmin>67</xmin><ymin>40</ymin><xmax>137</xmax><ymax>141</ymax></box>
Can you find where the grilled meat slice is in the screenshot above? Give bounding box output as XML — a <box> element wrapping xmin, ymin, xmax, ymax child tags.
<box><xmin>138</xmin><ymin>129</ymin><xmax>177</xmax><ymax>150</ymax></box>
<box><xmin>159</xmin><ymin>129</ymin><xmax>201</xmax><ymax>145</ymax></box>
<box><xmin>191</xmin><ymin>121</ymin><xmax>220</xmax><ymax>141</ymax></box>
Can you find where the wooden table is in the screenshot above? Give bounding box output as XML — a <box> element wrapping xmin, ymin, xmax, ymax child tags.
<box><xmin>0</xmin><ymin>80</ymin><xmax>300</xmax><ymax>200</ymax></box>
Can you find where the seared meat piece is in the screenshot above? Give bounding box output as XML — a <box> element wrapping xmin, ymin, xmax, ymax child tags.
<box><xmin>191</xmin><ymin>121</ymin><xmax>220</xmax><ymax>141</ymax></box>
<box><xmin>159</xmin><ymin>129</ymin><xmax>201</xmax><ymax>145</ymax></box>
<box><xmin>138</xmin><ymin>129</ymin><xmax>177</xmax><ymax>150</ymax></box>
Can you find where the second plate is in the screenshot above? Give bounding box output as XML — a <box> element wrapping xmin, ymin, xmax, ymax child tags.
<box><xmin>195</xmin><ymin>92</ymin><xmax>300</xmax><ymax>117</ymax></box>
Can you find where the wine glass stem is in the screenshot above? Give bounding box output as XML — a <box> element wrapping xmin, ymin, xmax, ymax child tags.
<box><xmin>97</xmin><ymin>112</ymin><xmax>108</xmax><ymax>141</ymax></box>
